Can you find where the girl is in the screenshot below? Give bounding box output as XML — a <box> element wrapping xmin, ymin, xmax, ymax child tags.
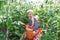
<box><xmin>27</xmin><ymin>10</ymin><xmax>39</xmax><ymax>40</ymax></box>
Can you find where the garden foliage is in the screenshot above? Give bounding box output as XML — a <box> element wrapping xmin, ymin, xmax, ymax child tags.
<box><xmin>0</xmin><ymin>0</ymin><xmax>60</xmax><ymax>40</ymax></box>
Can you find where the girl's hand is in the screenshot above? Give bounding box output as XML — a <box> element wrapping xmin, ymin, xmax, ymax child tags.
<box><xmin>33</xmin><ymin>31</ymin><xmax>36</xmax><ymax>34</ymax></box>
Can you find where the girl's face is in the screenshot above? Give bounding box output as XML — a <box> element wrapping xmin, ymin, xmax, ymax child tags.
<box><xmin>28</xmin><ymin>12</ymin><xmax>33</xmax><ymax>18</ymax></box>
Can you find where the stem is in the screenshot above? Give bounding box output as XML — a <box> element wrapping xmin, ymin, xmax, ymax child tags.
<box><xmin>6</xmin><ymin>27</ymin><xmax>8</xmax><ymax>40</ymax></box>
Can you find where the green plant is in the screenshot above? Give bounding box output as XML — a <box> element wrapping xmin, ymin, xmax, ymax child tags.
<box><xmin>0</xmin><ymin>0</ymin><xmax>60</xmax><ymax>40</ymax></box>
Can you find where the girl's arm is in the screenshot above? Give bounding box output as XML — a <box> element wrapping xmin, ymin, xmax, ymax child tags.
<box><xmin>31</xmin><ymin>17</ymin><xmax>34</xmax><ymax>27</ymax></box>
<box><xmin>25</xmin><ymin>24</ymin><xmax>32</xmax><ymax>31</ymax></box>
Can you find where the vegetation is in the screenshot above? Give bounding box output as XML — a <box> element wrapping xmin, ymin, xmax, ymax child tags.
<box><xmin>0</xmin><ymin>0</ymin><xmax>60</xmax><ymax>40</ymax></box>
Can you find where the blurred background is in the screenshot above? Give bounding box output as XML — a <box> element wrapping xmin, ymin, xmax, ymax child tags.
<box><xmin>0</xmin><ymin>0</ymin><xmax>60</xmax><ymax>40</ymax></box>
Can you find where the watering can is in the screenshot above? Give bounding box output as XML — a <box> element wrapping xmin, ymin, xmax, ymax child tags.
<box><xmin>25</xmin><ymin>24</ymin><xmax>42</xmax><ymax>40</ymax></box>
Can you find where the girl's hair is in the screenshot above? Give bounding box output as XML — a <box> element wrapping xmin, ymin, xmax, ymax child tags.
<box><xmin>27</xmin><ymin>10</ymin><xmax>34</xmax><ymax>14</ymax></box>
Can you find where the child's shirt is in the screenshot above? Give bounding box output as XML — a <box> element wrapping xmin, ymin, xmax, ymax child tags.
<box><xmin>29</xmin><ymin>17</ymin><xmax>38</xmax><ymax>31</ymax></box>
